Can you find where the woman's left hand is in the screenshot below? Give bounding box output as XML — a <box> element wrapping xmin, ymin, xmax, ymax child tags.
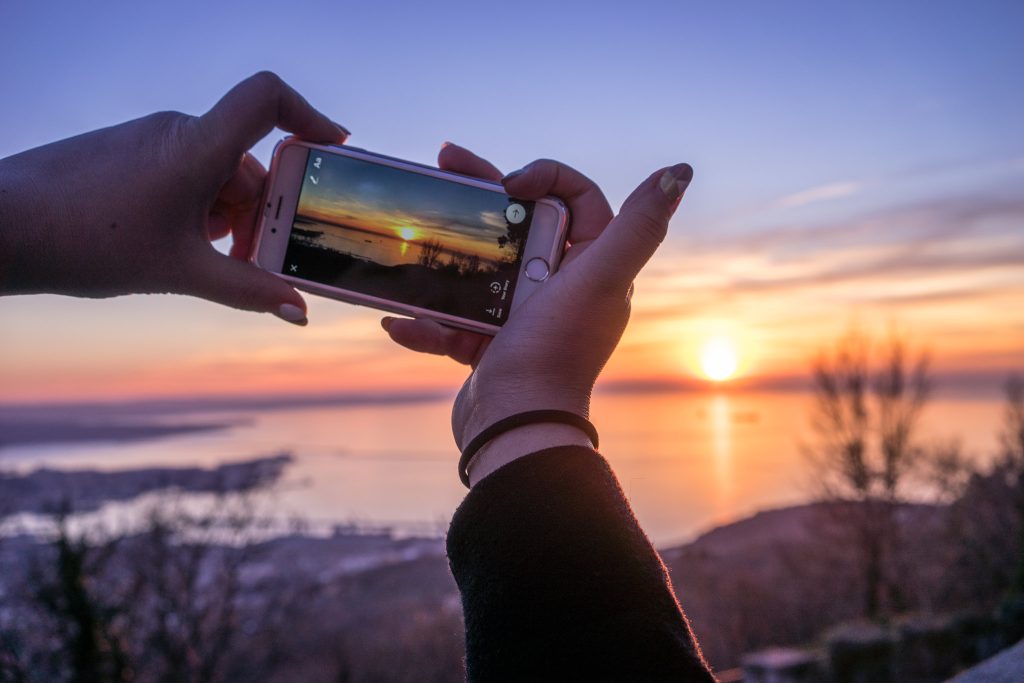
<box><xmin>382</xmin><ymin>143</ymin><xmax>690</xmax><ymax>481</ymax></box>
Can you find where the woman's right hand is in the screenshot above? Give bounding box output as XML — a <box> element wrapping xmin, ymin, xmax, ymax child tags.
<box><xmin>0</xmin><ymin>72</ymin><xmax>347</xmax><ymax>325</ymax></box>
<box><xmin>384</xmin><ymin>145</ymin><xmax>692</xmax><ymax>482</ymax></box>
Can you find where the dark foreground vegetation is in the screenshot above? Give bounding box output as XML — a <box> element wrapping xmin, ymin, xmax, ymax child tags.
<box><xmin>0</xmin><ymin>480</ymin><xmax>462</xmax><ymax>682</ymax></box>
<box><xmin>286</xmin><ymin>238</ymin><xmax>514</xmax><ymax>323</ymax></box>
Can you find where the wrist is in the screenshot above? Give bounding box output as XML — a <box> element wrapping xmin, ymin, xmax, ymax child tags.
<box><xmin>454</xmin><ymin>376</ymin><xmax>592</xmax><ymax>451</ymax></box>
<box><xmin>467</xmin><ymin>422</ymin><xmax>595</xmax><ymax>486</ymax></box>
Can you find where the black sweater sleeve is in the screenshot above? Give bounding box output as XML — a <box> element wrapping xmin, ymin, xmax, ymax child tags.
<box><xmin>446</xmin><ymin>446</ymin><xmax>717</xmax><ymax>682</ymax></box>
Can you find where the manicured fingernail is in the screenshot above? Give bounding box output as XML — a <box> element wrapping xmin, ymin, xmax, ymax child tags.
<box><xmin>381</xmin><ymin>316</ymin><xmax>395</xmax><ymax>331</ymax></box>
<box><xmin>333</xmin><ymin>121</ymin><xmax>351</xmax><ymax>139</ymax></box>
<box><xmin>659</xmin><ymin>163</ymin><xmax>694</xmax><ymax>202</ymax></box>
<box><xmin>502</xmin><ymin>168</ymin><xmax>525</xmax><ymax>183</ymax></box>
<box><xmin>275</xmin><ymin>303</ymin><xmax>308</xmax><ymax>326</ymax></box>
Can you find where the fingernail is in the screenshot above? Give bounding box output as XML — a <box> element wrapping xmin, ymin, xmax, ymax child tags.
<box><xmin>381</xmin><ymin>316</ymin><xmax>395</xmax><ymax>331</ymax></box>
<box><xmin>502</xmin><ymin>168</ymin><xmax>525</xmax><ymax>183</ymax></box>
<box><xmin>658</xmin><ymin>163</ymin><xmax>694</xmax><ymax>202</ymax></box>
<box><xmin>333</xmin><ymin>121</ymin><xmax>351</xmax><ymax>139</ymax></box>
<box><xmin>441</xmin><ymin>141</ymin><xmax>455</xmax><ymax>149</ymax></box>
<box><xmin>275</xmin><ymin>303</ymin><xmax>308</xmax><ymax>326</ymax></box>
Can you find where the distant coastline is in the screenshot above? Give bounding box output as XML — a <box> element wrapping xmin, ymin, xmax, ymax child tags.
<box><xmin>0</xmin><ymin>389</ymin><xmax>453</xmax><ymax>421</ymax></box>
<box><xmin>0</xmin><ymin>454</ymin><xmax>292</xmax><ymax>514</ymax></box>
<box><xmin>0</xmin><ymin>420</ymin><xmax>234</xmax><ymax>449</ymax></box>
<box><xmin>0</xmin><ymin>390</ymin><xmax>455</xmax><ymax>451</ymax></box>
<box><xmin>0</xmin><ymin>368</ymin><xmax>1007</xmax><ymax>421</ymax></box>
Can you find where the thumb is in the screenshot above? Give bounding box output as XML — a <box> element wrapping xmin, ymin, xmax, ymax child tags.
<box><xmin>184</xmin><ymin>249</ymin><xmax>309</xmax><ymax>326</ymax></box>
<box><xmin>199</xmin><ymin>71</ymin><xmax>348</xmax><ymax>161</ymax></box>
<box><xmin>583</xmin><ymin>163</ymin><xmax>693</xmax><ymax>292</ymax></box>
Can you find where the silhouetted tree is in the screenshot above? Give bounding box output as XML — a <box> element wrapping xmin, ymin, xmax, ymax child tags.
<box><xmin>438</xmin><ymin>252</ymin><xmax>485</xmax><ymax>276</ymax></box>
<box><xmin>417</xmin><ymin>240</ymin><xmax>444</xmax><ymax>268</ymax></box>
<box><xmin>807</xmin><ymin>331</ymin><xmax>930</xmax><ymax>619</ymax></box>
<box><xmin>22</xmin><ymin>510</ymin><xmax>129</xmax><ymax>683</ymax></box>
<box><xmin>461</xmin><ymin>253</ymin><xmax>481</xmax><ymax>275</ymax></box>
<box><xmin>8</xmin><ymin>488</ymin><xmax>277</xmax><ymax>682</ymax></box>
<box><xmin>496</xmin><ymin>202</ymin><xmax>531</xmax><ymax>263</ymax></box>
<box><xmin>0</xmin><ymin>467</ymin><xmax>465</xmax><ymax>682</ymax></box>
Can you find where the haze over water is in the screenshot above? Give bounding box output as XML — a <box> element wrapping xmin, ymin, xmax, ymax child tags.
<box><xmin>293</xmin><ymin>219</ymin><xmax>425</xmax><ymax>268</ymax></box>
<box><xmin>0</xmin><ymin>388</ymin><xmax>1004</xmax><ymax>546</ymax></box>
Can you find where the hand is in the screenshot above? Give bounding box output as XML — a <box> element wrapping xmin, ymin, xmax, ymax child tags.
<box><xmin>0</xmin><ymin>71</ymin><xmax>348</xmax><ymax>325</ymax></box>
<box><xmin>383</xmin><ymin>144</ymin><xmax>692</xmax><ymax>481</ymax></box>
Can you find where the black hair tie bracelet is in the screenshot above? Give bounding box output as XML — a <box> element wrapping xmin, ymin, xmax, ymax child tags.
<box><xmin>458</xmin><ymin>409</ymin><xmax>599</xmax><ymax>487</ymax></box>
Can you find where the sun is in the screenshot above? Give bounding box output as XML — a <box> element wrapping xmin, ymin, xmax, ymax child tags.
<box><xmin>700</xmin><ymin>337</ymin><xmax>739</xmax><ymax>382</ymax></box>
<box><xmin>397</xmin><ymin>226</ymin><xmax>418</xmax><ymax>241</ymax></box>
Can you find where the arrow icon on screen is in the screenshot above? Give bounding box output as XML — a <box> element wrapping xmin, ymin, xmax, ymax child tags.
<box><xmin>310</xmin><ymin>175</ymin><xmax>319</xmax><ymax>185</ymax></box>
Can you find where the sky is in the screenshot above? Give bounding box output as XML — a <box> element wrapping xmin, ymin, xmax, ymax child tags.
<box><xmin>1</xmin><ymin>0</ymin><xmax>1022</xmax><ymax>403</ymax></box>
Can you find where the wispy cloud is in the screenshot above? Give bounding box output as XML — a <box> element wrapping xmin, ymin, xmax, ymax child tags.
<box><xmin>675</xmin><ymin>193</ymin><xmax>1024</xmax><ymax>259</ymax></box>
<box><xmin>771</xmin><ymin>181</ymin><xmax>863</xmax><ymax>209</ymax></box>
<box><xmin>625</xmin><ymin>190</ymin><xmax>1024</xmax><ymax>378</ymax></box>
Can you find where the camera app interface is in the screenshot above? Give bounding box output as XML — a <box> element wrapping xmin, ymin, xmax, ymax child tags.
<box><xmin>283</xmin><ymin>150</ymin><xmax>536</xmax><ymax>325</ymax></box>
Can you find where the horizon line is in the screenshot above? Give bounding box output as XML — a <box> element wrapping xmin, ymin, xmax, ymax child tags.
<box><xmin>0</xmin><ymin>368</ymin><xmax>1017</xmax><ymax>415</ymax></box>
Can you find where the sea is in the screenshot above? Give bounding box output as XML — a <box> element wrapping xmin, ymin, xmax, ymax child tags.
<box><xmin>0</xmin><ymin>388</ymin><xmax>1009</xmax><ymax>547</ymax></box>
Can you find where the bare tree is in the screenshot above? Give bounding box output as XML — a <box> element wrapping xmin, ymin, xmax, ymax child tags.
<box><xmin>1</xmin><ymin>467</ymin><xmax>466</xmax><ymax>682</ymax></box>
<box><xmin>416</xmin><ymin>240</ymin><xmax>444</xmax><ymax>269</ymax></box>
<box><xmin>807</xmin><ymin>331</ymin><xmax>930</xmax><ymax>619</ymax></box>
<box><xmin>460</xmin><ymin>253</ymin><xmax>481</xmax><ymax>275</ymax></box>
<box><xmin>24</xmin><ymin>511</ymin><xmax>129</xmax><ymax>683</ymax></box>
<box><xmin>115</xmin><ymin>495</ymin><xmax>259</xmax><ymax>683</ymax></box>
<box><xmin>5</xmin><ymin>484</ymin><xmax>284</xmax><ymax>682</ymax></box>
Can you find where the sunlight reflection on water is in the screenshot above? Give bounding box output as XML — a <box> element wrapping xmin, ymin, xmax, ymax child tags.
<box><xmin>0</xmin><ymin>390</ymin><xmax>1005</xmax><ymax>546</ymax></box>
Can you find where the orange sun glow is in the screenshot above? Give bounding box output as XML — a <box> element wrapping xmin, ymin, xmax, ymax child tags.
<box><xmin>700</xmin><ymin>337</ymin><xmax>739</xmax><ymax>382</ymax></box>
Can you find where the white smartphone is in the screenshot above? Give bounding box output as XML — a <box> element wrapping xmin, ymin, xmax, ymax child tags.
<box><xmin>251</xmin><ymin>139</ymin><xmax>570</xmax><ymax>335</ymax></box>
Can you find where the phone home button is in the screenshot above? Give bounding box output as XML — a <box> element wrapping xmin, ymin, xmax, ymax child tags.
<box><xmin>524</xmin><ymin>257</ymin><xmax>550</xmax><ymax>282</ymax></box>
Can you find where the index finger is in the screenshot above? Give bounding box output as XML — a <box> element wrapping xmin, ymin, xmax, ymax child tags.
<box><xmin>199</xmin><ymin>71</ymin><xmax>348</xmax><ymax>159</ymax></box>
<box><xmin>438</xmin><ymin>142</ymin><xmax>503</xmax><ymax>181</ymax></box>
<box><xmin>500</xmin><ymin>159</ymin><xmax>613</xmax><ymax>244</ymax></box>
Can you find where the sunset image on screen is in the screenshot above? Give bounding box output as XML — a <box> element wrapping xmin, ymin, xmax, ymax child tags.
<box><xmin>290</xmin><ymin>150</ymin><xmax>517</xmax><ymax>267</ymax></box>
<box><xmin>283</xmin><ymin>150</ymin><xmax>532</xmax><ymax>324</ymax></box>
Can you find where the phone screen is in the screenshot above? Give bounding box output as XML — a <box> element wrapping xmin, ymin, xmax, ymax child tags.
<box><xmin>282</xmin><ymin>149</ymin><xmax>536</xmax><ymax>325</ymax></box>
